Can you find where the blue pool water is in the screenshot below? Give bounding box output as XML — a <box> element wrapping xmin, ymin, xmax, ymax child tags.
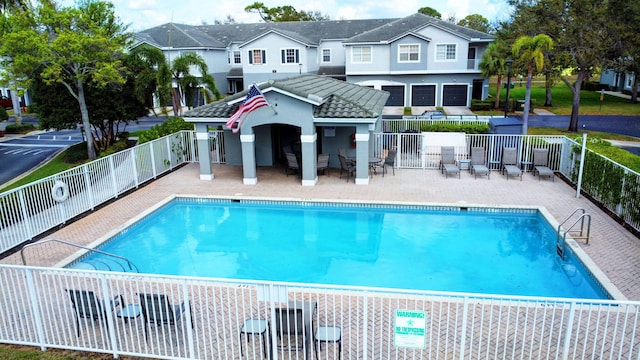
<box><xmin>73</xmin><ymin>198</ymin><xmax>609</xmax><ymax>299</ymax></box>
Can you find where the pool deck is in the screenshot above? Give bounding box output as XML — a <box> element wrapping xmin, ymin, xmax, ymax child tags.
<box><xmin>3</xmin><ymin>163</ymin><xmax>640</xmax><ymax>300</ymax></box>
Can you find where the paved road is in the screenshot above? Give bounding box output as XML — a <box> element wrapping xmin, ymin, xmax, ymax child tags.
<box><xmin>524</xmin><ymin>114</ymin><xmax>640</xmax><ymax>156</ymax></box>
<box><xmin>0</xmin><ymin>115</ymin><xmax>168</xmax><ymax>187</ymax></box>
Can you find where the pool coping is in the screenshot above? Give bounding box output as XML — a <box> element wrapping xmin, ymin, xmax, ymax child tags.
<box><xmin>58</xmin><ymin>194</ymin><xmax>626</xmax><ymax>301</ymax></box>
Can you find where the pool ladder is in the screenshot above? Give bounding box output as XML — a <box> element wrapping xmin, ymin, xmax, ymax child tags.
<box><xmin>556</xmin><ymin>208</ymin><xmax>591</xmax><ymax>261</ymax></box>
<box><xmin>20</xmin><ymin>237</ymin><xmax>139</xmax><ymax>273</ymax></box>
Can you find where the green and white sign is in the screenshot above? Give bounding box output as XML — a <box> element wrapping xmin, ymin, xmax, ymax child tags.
<box><xmin>394</xmin><ymin>309</ymin><xmax>427</xmax><ymax>349</ymax></box>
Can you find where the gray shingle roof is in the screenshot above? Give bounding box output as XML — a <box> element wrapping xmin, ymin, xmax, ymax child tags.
<box><xmin>136</xmin><ymin>18</ymin><xmax>398</xmax><ymax>48</ymax></box>
<box><xmin>183</xmin><ymin>75</ymin><xmax>389</xmax><ymax>120</ymax></box>
<box><xmin>345</xmin><ymin>13</ymin><xmax>493</xmax><ymax>43</ymax></box>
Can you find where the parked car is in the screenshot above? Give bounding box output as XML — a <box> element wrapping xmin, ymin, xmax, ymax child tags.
<box><xmin>420</xmin><ymin>110</ymin><xmax>445</xmax><ymax>119</ymax></box>
<box><xmin>0</xmin><ymin>96</ymin><xmax>13</xmax><ymax>109</ymax></box>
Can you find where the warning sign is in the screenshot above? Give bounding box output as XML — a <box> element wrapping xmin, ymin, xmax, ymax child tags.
<box><xmin>394</xmin><ymin>309</ymin><xmax>427</xmax><ymax>349</ymax></box>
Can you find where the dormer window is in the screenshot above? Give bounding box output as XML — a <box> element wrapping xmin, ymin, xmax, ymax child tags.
<box><xmin>398</xmin><ymin>44</ymin><xmax>419</xmax><ymax>62</ymax></box>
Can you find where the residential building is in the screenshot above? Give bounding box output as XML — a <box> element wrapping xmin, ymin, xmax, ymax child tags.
<box><xmin>133</xmin><ymin>13</ymin><xmax>494</xmax><ymax>108</ymax></box>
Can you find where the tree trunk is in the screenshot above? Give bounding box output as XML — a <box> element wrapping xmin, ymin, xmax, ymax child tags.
<box><xmin>632</xmin><ymin>74</ymin><xmax>638</xmax><ymax>104</ymax></box>
<box><xmin>522</xmin><ymin>66</ymin><xmax>533</xmax><ymax>135</ymax></box>
<box><xmin>566</xmin><ymin>71</ymin><xmax>587</xmax><ymax>132</ymax></box>
<box><xmin>494</xmin><ymin>75</ymin><xmax>503</xmax><ymax>110</ymax></box>
<box><xmin>544</xmin><ymin>73</ymin><xmax>553</xmax><ymax>107</ymax></box>
<box><xmin>77</xmin><ymin>80</ymin><xmax>97</xmax><ymax>160</ymax></box>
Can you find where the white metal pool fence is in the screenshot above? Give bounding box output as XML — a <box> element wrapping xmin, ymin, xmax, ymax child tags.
<box><xmin>0</xmin><ymin>264</ymin><xmax>639</xmax><ymax>360</ymax></box>
<box><xmin>1</xmin><ymin>129</ymin><xmax>639</xmax><ymax>254</ymax></box>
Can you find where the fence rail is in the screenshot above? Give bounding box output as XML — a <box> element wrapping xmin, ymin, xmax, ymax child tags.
<box><xmin>0</xmin><ymin>265</ymin><xmax>638</xmax><ymax>360</ymax></box>
<box><xmin>0</xmin><ymin>131</ymin><xmax>196</xmax><ymax>254</ymax></box>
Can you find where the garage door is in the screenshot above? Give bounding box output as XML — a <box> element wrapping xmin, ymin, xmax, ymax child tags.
<box><xmin>382</xmin><ymin>86</ymin><xmax>404</xmax><ymax>106</ymax></box>
<box><xmin>442</xmin><ymin>85</ymin><xmax>468</xmax><ymax>106</ymax></box>
<box><xmin>411</xmin><ymin>85</ymin><xmax>436</xmax><ymax>106</ymax></box>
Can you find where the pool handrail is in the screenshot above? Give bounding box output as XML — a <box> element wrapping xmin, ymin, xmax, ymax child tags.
<box><xmin>20</xmin><ymin>237</ymin><xmax>139</xmax><ymax>273</ymax></box>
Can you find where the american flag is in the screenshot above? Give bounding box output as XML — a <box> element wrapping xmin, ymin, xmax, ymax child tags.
<box><xmin>226</xmin><ymin>84</ymin><xmax>269</xmax><ymax>133</ymax></box>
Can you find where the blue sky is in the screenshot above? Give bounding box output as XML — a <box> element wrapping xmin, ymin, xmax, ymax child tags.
<box><xmin>101</xmin><ymin>0</ymin><xmax>513</xmax><ymax>31</ymax></box>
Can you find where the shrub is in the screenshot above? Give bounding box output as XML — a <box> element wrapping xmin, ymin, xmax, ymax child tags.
<box><xmin>137</xmin><ymin>117</ymin><xmax>194</xmax><ymax>143</ymax></box>
<box><xmin>0</xmin><ymin>107</ymin><xmax>8</xmax><ymax>121</ymax></box>
<box><xmin>4</xmin><ymin>123</ymin><xmax>36</xmax><ymax>133</ymax></box>
<box><xmin>582</xmin><ymin>81</ymin><xmax>610</xmax><ymax>91</ymax></box>
<box><xmin>420</xmin><ymin>123</ymin><xmax>489</xmax><ymax>134</ymax></box>
<box><xmin>62</xmin><ymin>143</ymin><xmax>89</xmax><ymax>164</ymax></box>
<box><xmin>470</xmin><ymin>99</ymin><xmax>494</xmax><ymax>111</ymax></box>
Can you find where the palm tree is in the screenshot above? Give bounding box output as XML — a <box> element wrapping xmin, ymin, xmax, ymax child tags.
<box><xmin>479</xmin><ymin>41</ymin><xmax>511</xmax><ymax>111</ymax></box>
<box><xmin>130</xmin><ymin>47</ymin><xmax>220</xmax><ymax>116</ymax></box>
<box><xmin>168</xmin><ymin>52</ymin><xmax>220</xmax><ymax>116</ymax></box>
<box><xmin>512</xmin><ymin>34</ymin><xmax>553</xmax><ymax>134</ymax></box>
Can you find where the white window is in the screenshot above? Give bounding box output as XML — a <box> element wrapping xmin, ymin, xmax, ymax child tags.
<box><xmin>233</xmin><ymin>50</ymin><xmax>241</xmax><ymax>64</ymax></box>
<box><xmin>248</xmin><ymin>49</ymin><xmax>266</xmax><ymax>65</ymax></box>
<box><xmin>436</xmin><ymin>44</ymin><xmax>457</xmax><ymax>61</ymax></box>
<box><xmin>322</xmin><ymin>48</ymin><xmax>331</xmax><ymax>63</ymax></box>
<box><xmin>398</xmin><ymin>44</ymin><xmax>420</xmax><ymax>62</ymax></box>
<box><xmin>281</xmin><ymin>48</ymin><xmax>300</xmax><ymax>64</ymax></box>
<box><xmin>352</xmin><ymin>46</ymin><xmax>372</xmax><ymax>63</ymax></box>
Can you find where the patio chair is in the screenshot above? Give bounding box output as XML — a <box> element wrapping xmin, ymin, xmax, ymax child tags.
<box><xmin>470</xmin><ymin>147</ymin><xmax>490</xmax><ymax>180</ymax></box>
<box><xmin>138</xmin><ymin>293</ymin><xmax>192</xmax><ymax>341</ymax></box>
<box><xmin>285</xmin><ymin>152</ymin><xmax>300</xmax><ymax>178</ymax></box>
<box><xmin>533</xmin><ymin>148</ymin><xmax>555</xmax><ymax>181</ymax></box>
<box><xmin>440</xmin><ymin>146</ymin><xmax>460</xmax><ymax>179</ymax></box>
<box><xmin>338</xmin><ymin>154</ymin><xmax>356</xmax><ymax>182</ymax></box>
<box><xmin>501</xmin><ymin>147</ymin><xmax>522</xmax><ymax>180</ymax></box>
<box><xmin>382</xmin><ymin>148</ymin><xmax>397</xmax><ymax>177</ymax></box>
<box><xmin>66</xmin><ymin>289</ymin><xmax>122</xmax><ymax>337</ymax></box>
<box><xmin>317</xmin><ymin>153</ymin><xmax>330</xmax><ymax>176</ymax></box>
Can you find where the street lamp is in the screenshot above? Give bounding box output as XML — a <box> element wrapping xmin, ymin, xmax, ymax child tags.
<box><xmin>504</xmin><ymin>59</ymin><xmax>514</xmax><ymax>118</ymax></box>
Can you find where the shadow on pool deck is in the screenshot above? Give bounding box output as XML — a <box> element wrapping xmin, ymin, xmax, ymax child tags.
<box><xmin>4</xmin><ymin>163</ymin><xmax>640</xmax><ymax>300</ymax></box>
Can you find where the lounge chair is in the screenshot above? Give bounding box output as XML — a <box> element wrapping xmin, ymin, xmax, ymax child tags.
<box><xmin>501</xmin><ymin>147</ymin><xmax>522</xmax><ymax>180</ymax></box>
<box><xmin>285</xmin><ymin>152</ymin><xmax>300</xmax><ymax>178</ymax></box>
<box><xmin>275</xmin><ymin>307</ymin><xmax>306</xmax><ymax>351</ymax></box>
<box><xmin>440</xmin><ymin>146</ymin><xmax>460</xmax><ymax>179</ymax></box>
<box><xmin>66</xmin><ymin>289</ymin><xmax>122</xmax><ymax>337</ymax></box>
<box><xmin>317</xmin><ymin>153</ymin><xmax>330</xmax><ymax>176</ymax></box>
<box><xmin>533</xmin><ymin>148</ymin><xmax>554</xmax><ymax>181</ymax></box>
<box><xmin>382</xmin><ymin>148</ymin><xmax>397</xmax><ymax>177</ymax></box>
<box><xmin>470</xmin><ymin>147</ymin><xmax>490</xmax><ymax>179</ymax></box>
<box><xmin>338</xmin><ymin>154</ymin><xmax>356</xmax><ymax>182</ymax></box>
<box><xmin>138</xmin><ymin>293</ymin><xmax>192</xmax><ymax>341</ymax></box>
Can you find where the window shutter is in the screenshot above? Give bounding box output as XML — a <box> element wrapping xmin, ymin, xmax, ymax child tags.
<box><xmin>295</xmin><ymin>49</ymin><xmax>299</xmax><ymax>63</ymax></box>
<box><xmin>248</xmin><ymin>50</ymin><xmax>253</xmax><ymax>64</ymax></box>
<box><xmin>261</xmin><ymin>50</ymin><xmax>266</xmax><ymax>64</ymax></box>
<box><xmin>281</xmin><ymin>50</ymin><xmax>285</xmax><ymax>63</ymax></box>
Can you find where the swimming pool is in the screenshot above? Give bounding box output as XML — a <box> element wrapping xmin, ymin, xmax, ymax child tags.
<box><xmin>70</xmin><ymin>197</ymin><xmax>611</xmax><ymax>300</ymax></box>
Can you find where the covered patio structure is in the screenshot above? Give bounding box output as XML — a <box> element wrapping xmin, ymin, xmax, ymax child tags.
<box><xmin>183</xmin><ymin>75</ymin><xmax>389</xmax><ymax>185</ymax></box>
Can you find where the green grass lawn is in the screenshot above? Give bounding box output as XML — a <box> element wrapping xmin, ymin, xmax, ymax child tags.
<box><xmin>488</xmin><ymin>79</ymin><xmax>640</xmax><ymax>116</ymax></box>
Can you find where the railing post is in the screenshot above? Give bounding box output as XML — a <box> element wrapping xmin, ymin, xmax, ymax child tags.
<box><xmin>82</xmin><ymin>164</ymin><xmax>95</xmax><ymax>210</ymax></box>
<box><xmin>24</xmin><ymin>268</ymin><xmax>47</xmax><ymax>351</ymax></box>
<box><xmin>189</xmin><ymin>130</ymin><xmax>197</xmax><ymax>163</ymax></box>
<box><xmin>129</xmin><ymin>148</ymin><xmax>139</xmax><ymax>188</ymax></box>
<box><xmin>561</xmin><ymin>302</ymin><xmax>577</xmax><ymax>360</ymax></box>
<box><xmin>17</xmin><ymin>188</ymin><xmax>34</xmax><ymax>239</ymax></box>
<box><xmin>100</xmin><ymin>274</ymin><xmax>120</xmax><ymax>358</ymax></box>
<box><xmin>108</xmin><ymin>156</ymin><xmax>119</xmax><ymax>198</ymax></box>
<box><xmin>149</xmin><ymin>141</ymin><xmax>157</xmax><ymax>178</ymax></box>
<box><xmin>459</xmin><ymin>296</ymin><xmax>469</xmax><ymax>360</ymax></box>
<box><xmin>362</xmin><ymin>291</ymin><xmax>368</xmax><ymax>360</ymax></box>
<box><xmin>181</xmin><ymin>281</ymin><xmax>195</xmax><ymax>358</ymax></box>
<box><xmin>166</xmin><ymin>136</ymin><xmax>173</xmax><ymax>170</ymax></box>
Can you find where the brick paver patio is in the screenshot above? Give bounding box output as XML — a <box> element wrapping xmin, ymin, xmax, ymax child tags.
<box><xmin>3</xmin><ymin>163</ymin><xmax>640</xmax><ymax>300</ymax></box>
